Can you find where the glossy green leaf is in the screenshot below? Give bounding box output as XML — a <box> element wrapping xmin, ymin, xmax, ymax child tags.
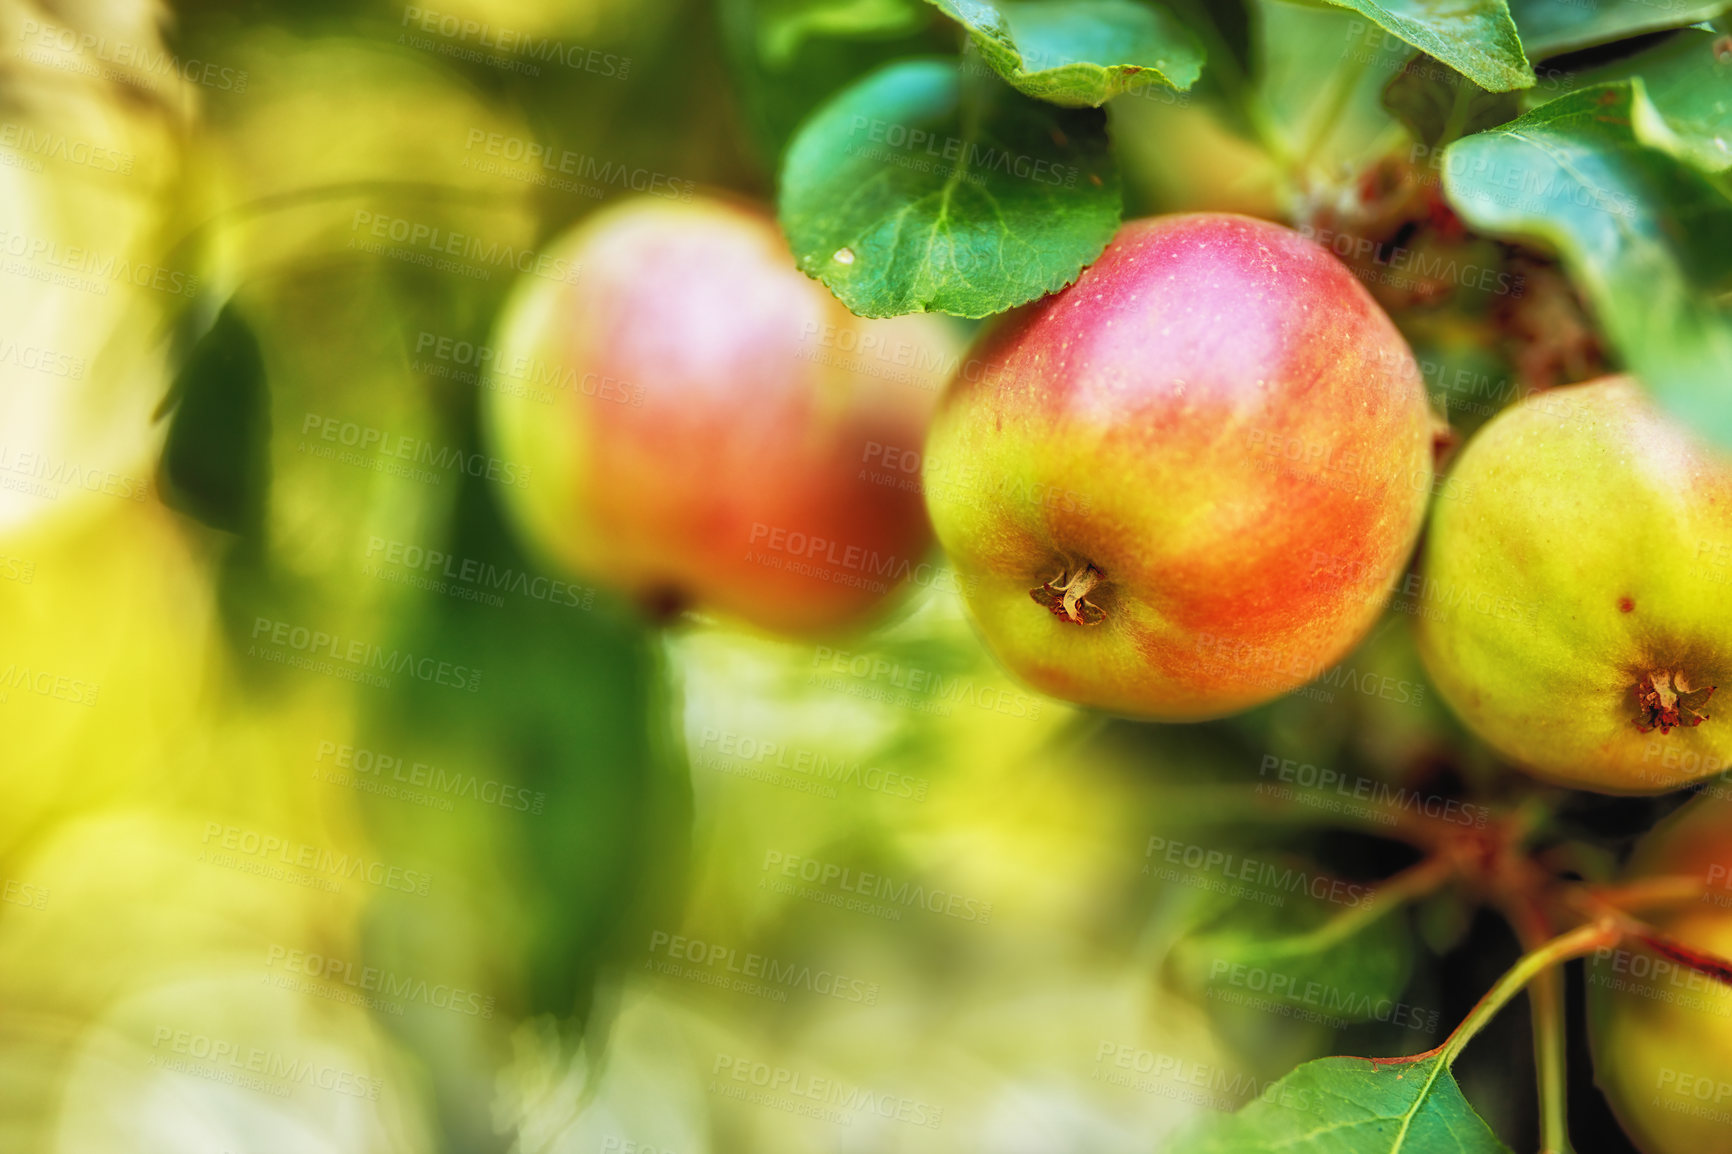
<box><xmin>1444</xmin><ymin>84</ymin><xmax>1732</xmax><ymax>447</ymax></box>
<box><xmin>779</xmin><ymin>58</ymin><xmax>1121</xmax><ymax>317</ymax></box>
<box><xmin>1508</xmin><ymin>0</ymin><xmax>1726</xmax><ymax>58</ymax></box>
<box><xmin>1177</xmin><ymin>1054</ymin><xmax>1514</xmax><ymax>1153</ymax></box>
<box><xmin>1547</xmin><ymin>29</ymin><xmax>1732</xmax><ymax>173</ymax></box>
<box><xmin>1316</xmin><ymin>0</ymin><xmax>1535</xmax><ymax>92</ymax></box>
<box><xmin>925</xmin><ymin>0</ymin><xmax>1204</xmax><ymax>105</ymax></box>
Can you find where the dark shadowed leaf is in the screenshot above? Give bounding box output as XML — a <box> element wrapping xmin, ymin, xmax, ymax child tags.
<box><xmin>1383</xmin><ymin>53</ymin><xmax>1521</xmax><ymax>149</ymax></box>
<box><xmin>158</xmin><ymin>301</ymin><xmax>270</xmax><ymax>537</ymax></box>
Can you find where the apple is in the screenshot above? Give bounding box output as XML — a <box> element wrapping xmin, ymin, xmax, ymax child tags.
<box><xmin>1589</xmin><ymin>793</ymin><xmax>1732</xmax><ymax>1154</ymax></box>
<box><xmin>483</xmin><ymin>195</ymin><xmax>957</xmax><ymax>634</ymax></box>
<box><xmin>1414</xmin><ymin>377</ymin><xmax>1732</xmax><ymax>793</ymax></box>
<box><xmin>921</xmin><ymin>212</ymin><xmax>1436</xmax><ymax>720</ymax></box>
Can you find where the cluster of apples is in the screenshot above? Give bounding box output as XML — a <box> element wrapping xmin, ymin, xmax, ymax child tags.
<box><xmin>487</xmin><ymin>193</ymin><xmax>1731</xmax><ymax>797</ymax></box>
<box><xmin>485</xmin><ymin>195</ymin><xmax>1732</xmax><ymax>1154</ymax></box>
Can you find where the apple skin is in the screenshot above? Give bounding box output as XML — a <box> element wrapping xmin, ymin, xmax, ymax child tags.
<box><xmin>922</xmin><ymin>212</ymin><xmax>1435</xmax><ymax>720</ymax></box>
<box><xmin>483</xmin><ymin>195</ymin><xmax>957</xmax><ymax>635</ymax></box>
<box><xmin>1414</xmin><ymin>377</ymin><xmax>1732</xmax><ymax>793</ymax></box>
<box><xmin>1589</xmin><ymin>794</ymin><xmax>1732</xmax><ymax>1154</ymax></box>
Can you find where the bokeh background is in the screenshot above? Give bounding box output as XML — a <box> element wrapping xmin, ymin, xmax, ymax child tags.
<box><xmin>0</xmin><ymin>0</ymin><xmax>1694</xmax><ymax>1151</ymax></box>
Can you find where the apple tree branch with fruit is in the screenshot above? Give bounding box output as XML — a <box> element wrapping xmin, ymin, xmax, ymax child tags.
<box><xmin>471</xmin><ymin>1</ymin><xmax>1732</xmax><ymax>1150</ymax></box>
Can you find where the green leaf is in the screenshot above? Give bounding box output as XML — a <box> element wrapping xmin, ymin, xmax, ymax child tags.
<box><xmin>924</xmin><ymin>0</ymin><xmax>1204</xmax><ymax>105</ymax></box>
<box><xmin>1549</xmin><ymin>29</ymin><xmax>1732</xmax><ymax>174</ymax></box>
<box><xmin>779</xmin><ymin>58</ymin><xmax>1122</xmax><ymax>318</ymax></box>
<box><xmin>1443</xmin><ymin>84</ymin><xmax>1732</xmax><ymax>447</ymax></box>
<box><xmin>157</xmin><ymin>301</ymin><xmax>270</xmax><ymax>537</ymax></box>
<box><xmin>1168</xmin><ymin>879</ymin><xmax>1416</xmax><ymax>1026</ymax></box>
<box><xmin>1508</xmin><ymin>0</ymin><xmax>1726</xmax><ymax>59</ymax></box>
<box><xmin>1177</xmin><ymin>1054</ymin><xmax>1514</xmax><ymax>1153</ymax></box>
<box><xmin>1316</xmin><ymin>0</ymin><xmax>1535</xmax><ymax>92</ymax></box>
<box><xmin>1382</xmin><ymin>52</ymin><xmax>1521</xmax><ymax>149</ymax></box>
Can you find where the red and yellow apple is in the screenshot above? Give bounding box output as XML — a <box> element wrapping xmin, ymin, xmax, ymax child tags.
<box><xmin>1589</xmin><ymin>793</ymin><xmax>1732</xmax><ymax>1154</ymax></box>
<box><xmin>1415</xmin><ymin>377</ymin><xmax>1732</xmax><ymax>793</ymax></box>
<box><xmin>922</xmin><ymin>212</ymin><xmax>1436</xmax><ymax>719</ymax></box>
<box><xmin>483</xmin><ymin>195</ymin><xmax>958</xmax><ymax>634</ymax></box>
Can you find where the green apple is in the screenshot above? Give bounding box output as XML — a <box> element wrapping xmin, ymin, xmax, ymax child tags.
<box><xmin>1589</xmin><ymin>793</ymin><xmax>1732</xmax><ymax>1154</ymax></box>
<box><xmin>922</xmin><ymin>212</ymin><xmax>1436</xmax><ymax>719</ymax></box>
<box><xmin>1415</xmin><ymin>376</ymin><xmax>1732</xmax><ymax>793</ymax></box>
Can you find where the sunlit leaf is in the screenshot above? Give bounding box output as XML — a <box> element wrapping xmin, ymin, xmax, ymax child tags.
<box><xmin>780</xmin><ymin>58</ymin><xmax>1121</xmax><ymax>317</ymax></box>
<box><xmin>1315</xmin><ymin>0</ymin><xmax>1534</xmax><ymax>92</ymax></box>
<box><xmin>925</xmin><ymin>0</ymin><xmax>1204</xmax><ymax>105</ymax></box>
<box><xmin>1177</xmin><ymin>1053</ymin><xmax>1513</xmax><ymax>1153</ymax></box>
<box><xmin>1444</xmin><ymin>84</ymin><xmax>1732</xmax><ymax>447</ymax></box>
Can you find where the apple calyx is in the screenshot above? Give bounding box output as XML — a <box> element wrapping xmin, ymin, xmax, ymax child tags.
<box><xmin>1633</xmin><ymin>669</ymin><xmax>1716</xmax><ymax>734</ymax></box>
<box><xmin>1031</xmin><ymin>564</ymin><xmax>1106</xmax><ymax>625</ymax></box>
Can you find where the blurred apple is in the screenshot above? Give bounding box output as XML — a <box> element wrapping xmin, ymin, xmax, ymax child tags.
<box><xmin>483</xmin><ymin>195</ymin><xmax>960</xmax><ymax>635</ymax></box>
